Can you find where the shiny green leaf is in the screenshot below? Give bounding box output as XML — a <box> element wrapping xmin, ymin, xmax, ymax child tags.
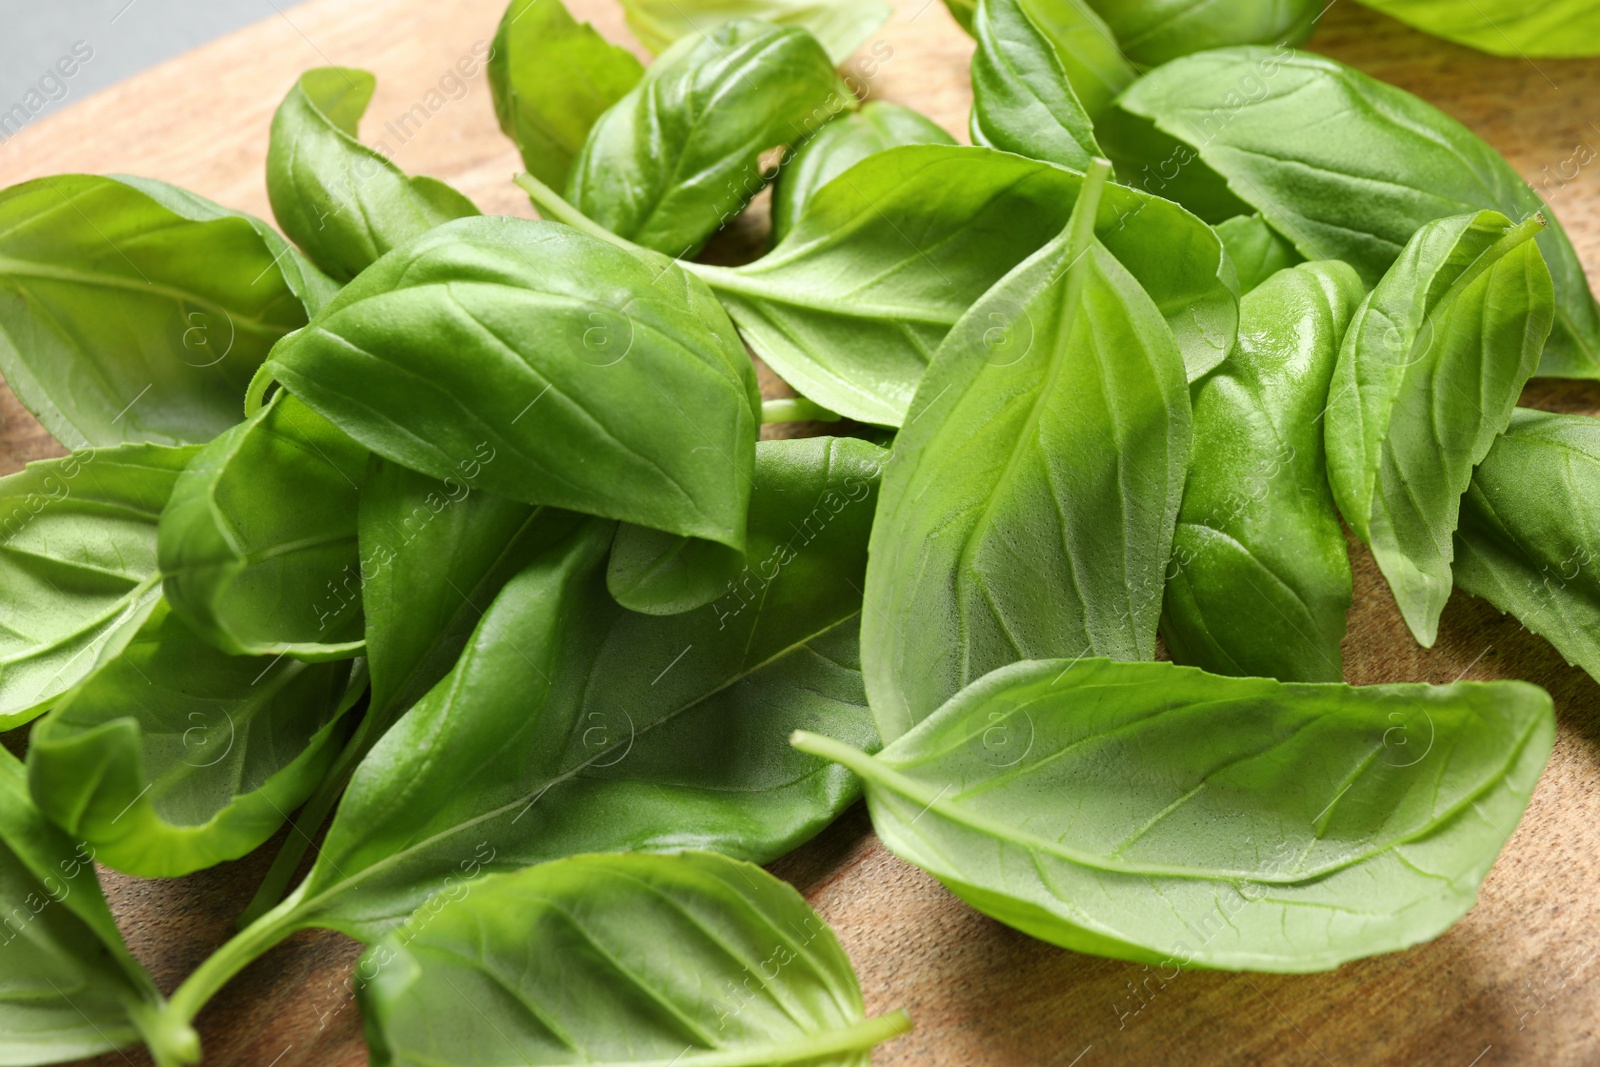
<box><xmin>1215</xmin><ymin>214</ymin><xmax>1302</xmax><ymax>294</ymax></box>
<box><xmin>969</xmin><ymin>0</ymin><xmax>1099</xmax><ymax>169</ymax></box>
<box><xmin>618</xmin><ymin>0</ymin><xmax>891</xmax><ymax>63</ymax></box>
<box><xmin>1354</xmin><ymin>0</ymin><xmax>1600</xmax><ymax>57</ymax></box>
<box><xmin>1084</xmin><ymin>0</ymin><xmax>1318</xmax><ymax>66</ymax></box>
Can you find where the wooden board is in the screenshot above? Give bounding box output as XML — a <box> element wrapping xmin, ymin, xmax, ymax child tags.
<box><xmin>1</xmin><ymin>1</ymin><xmax>1598</xmax><ymax>1063</ymax></box>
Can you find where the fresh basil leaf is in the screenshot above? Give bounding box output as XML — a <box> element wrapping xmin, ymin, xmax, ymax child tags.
<box><xmin>1084</xmin><ymin>0</ymin><xmax>1318</xmax><ymax>66</ymax></box>
<box><xmin>1118</xmin><ymin>47</ymin><xmax>1600</xmax><ymax>378</ymax></box>
<box><xmin>1215</xmin><ymin>214</ymin><xmax>1302</xmax><ymax>294</ymax></box>
<box><xmin>1163</xmin><ymin>261</ymin><xmax>1363</xmax><ymax>683</ymax></box>
<box><xmin>1354</xmin><ymin>0</ymin><xmax>1600</xmax><ymax>57</ymax></box>
<box><xmin>158</xmin><ymin>389</ymin><xmax>370</xmax><ymax>660</ymax></box>
<box><xmin>268</xmin><ymin>67</ymin><xmax>480</xmax><ymax>282</ymax></box>
<box><xmin>690</xmin><ymin>144</ymin><xmax>1236</xmax><ymax>426</ymax></box>
<box><xmin>1326</xmin><ymin>211</ymin><xmax>1553</xmax><ymax>646</ymax></box>
<box><xmin>943</xmin><ymin>0</ymin><xmax>978</xmax><ymax>32</ymax></box>
<box><xmin>566</xmin><ymin>20</ymin><xmax>854</xmax><ymax>257</ymax></box>
<box><xmin>770</xmin><ymin>100</ymin><xmax>955</xmax><ymax>245</ymax></box>
<box><xmin>0</xmin><ymin>444</ymin><xmax>195</xmax><ymax>731</ymax></box>
<box><xmin>489</xmin><ymin>0</ymin><xmax>644</xmax><ymax>188</ymax></box>
<box><xmin>862</xmin><ymin>162</ymin><xmax>1191</xmax><ymax>742</ymax></box>
<box><xmin>797</xmin><ymin>657</ymin><xmax>1555</xmax><ymax>972</ymax></box>
<box><xmin>618</xmin><ymin>0</ymin><xmax>892</xmax><ymax>63</ymax></box>
<box><xmin>1454</xmin><ymin>409</ymin><xmax>1600</xmax><ymax>681</ymax></box>
<box><xmin>606</xmin><ymin>522</ymin><xmax>745</xmax><ymax>615</ymax></box>
<box><xmin>26</xmin><ymin>604</ymin><xmax>363</xmax><ymax>878</ymax></box>
<box><xmin>253</xmin><ymin>216</ymin><xmax>760</xmax><ymax>553</ymax></box>
<box><xmin>359</xmin><ymin>851</ymin><xmax>912</xmax><ymax>1067</ymax></box>
<box><xmin>969</xmin><ymin>0</ymin><xmax>1099</xmax><ymax>169</ymax></box>
<box><xmin>0</xmin><ymin>174</ymin><xmax>313</xmax><ymax>446</ymax></box>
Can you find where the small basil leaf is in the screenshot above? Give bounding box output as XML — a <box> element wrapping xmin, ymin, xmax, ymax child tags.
<box><xmin>1084</xmin><ymin>0</ymin><xmax>1318</xmax><ymax>66</ymax></box>
<box><xmin>1215</xmin><ymin>214</ymin><xmax>1302</xmax><ymax>294</ymax></box>
<box><xmin>0</xmin><ymin>444</ymin><xmax>195</xmax><ymax>730</ymax></box>
<box><xmin>488</xmin><ymin>0</ymin><xmax>644</xmax><ymax>188</ymax></box>
<box><xmin>26</xmin><ymin>606</ymin><xmax>362</xmax><ymax>878</ymax></box>
<box><xmin>359</xmin><ymin>852</ymin><xmax>911</xmax><ymax>1067</ymax></box>
<box><xmin>268</xmin><ymin>67</ymin><xmax>480</xmax><ymax>281</ymax></box>
<box><xmin>255</xmin><ymin>216</ymin><xmax>760</xmax><ymax>552</ymax></box>
<box><xmin>863</xmin><ymin>162</ymin><xmax>1191</xmax><ymax>742</ymax></box>
<box><xmin>618</xmin><ymin>0</ymin><xmax>891</xmax><ymax>63</ymax></box>
<box><xmin>1354</xmin><ymin>0</ymin><xmax>1600</xmax><ymax>57</ymax></box>
<box><xmin>1162</xmin><ymin>261</ymin><xmax>1363</xmax><ymax>682</ymax></box>
<box><xmin>1326</xmin><ymin>211</ymin><xmax>1553</xmax><ymax>646</ymax></box>
<box><xmin>158</xmin><ymin>389</ymin><xmax>370</xmax><ymax>660</ymax></box>
<box><xmin>970</xmin><ymin>0</ymin><xmax>1099</xmax><ymax>169</ymax></box>
<box><xmin>1454</xmin><ymin>409</ymin><xmax>1600</xmax><ymax>682</ymax></box>
<box><xmin>770</xmin><ymin>100</ymin><xmax>954</xmax><ymax>245</ymax></box>
<box><xmin>0</xmin><ymin>174</ymin><xmax>313</xmax><ymax>446</ymax></box>
<box><xmin>1119</xmin><ymin>47</ymin><xmax>1600</xmax><ymax>378</ymax></box>
<box><xmin>566</xmin><ymin>20</ymin><xmax>853</xmax><ymax>257</ymax></box>
<box><xmin>1014</xmin><ymin>0</ymin><xmax>1132</xmax><ymax>117</ymax></box>
<box><xmin>606</xmin><ymin>522</ymin><xmax>745</xmax><ymax>615</ymax></box>
<box><xmin>691</xmin><ymin>144</ymin><xmax>1236</xmax><ymax>426</ymax></box>
<box><xmin>797</xmin><ymin>658</ymin><xmax>1555</xmax><ymax>972</ymax></box>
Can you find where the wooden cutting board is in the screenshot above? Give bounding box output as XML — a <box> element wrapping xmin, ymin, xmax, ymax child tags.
<box><xmin>2</xmin><ymin>1</ymin><xmax>1598</xmax><ymax>1063</ymax></box>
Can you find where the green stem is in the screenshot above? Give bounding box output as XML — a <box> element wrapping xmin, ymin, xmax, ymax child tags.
<box><xmin>163</xmin><ymin>884</ymin><xmax>309</xmax><ymax>1030</ymax></box>
<box><xmin>513</xmin><ymin>172</ymin><xmax>640</xmax><ymax>253</ymax></box>
<box><xmin>125</xmin><ymin>996</ymin><xmax>200</xmax><ymax>1067</ymax></box>
<box><xmin>761</xmin><ymin>397</ymin><xmax>840</xmax><ymax>424</ymax></box>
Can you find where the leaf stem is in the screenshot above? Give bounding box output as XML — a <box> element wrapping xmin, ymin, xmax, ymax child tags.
<box><xmin>124</xmin><ymin>997</ymin><xmax>200</xmax><ymax>1067</ymax></box>
<box><xmin>162</xmin><ymin>883</ymin><xmax>309</xmax><ymax>1031</ymax></box>
<box><xmin>513</xmin><ymin>172</ymin><xmax>640</xmax><ymax>252</ymax></box>
<box><xmin>761</xmin><ymin>397</ymin><xmax>841</xmax><ymax>424</ymax></box>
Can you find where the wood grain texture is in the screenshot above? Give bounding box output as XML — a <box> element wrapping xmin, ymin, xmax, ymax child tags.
<box><xmin>0</xmin><ymin>0</ymin><xmax>1596</xmax><ymax>1064</ymax></box>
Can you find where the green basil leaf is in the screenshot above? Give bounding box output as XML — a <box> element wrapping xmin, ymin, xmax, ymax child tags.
<box><xmin>969</xmin><ymin>0</ymin><xmax>1100</xmax><ymax>169</ymax></box>
<box><xmin>26</xmin><ymin>605</ymin><xmax>363</xmax><ymax>878</ymax></box>
<box><xmin>1354</xmin><ymin>0</ymin><xmax>1600</xmax><ymax>57</ymax></box>
<box><xmin>566</xmin><ymin>20</ymin><xmax>853</xmax><ymax>257</ymax></box>
<box><xmin>0</xmin><ymin>174</ymin><xmax>313</xmax><ymax>446</ymax></box>
<box><xmin>618</xmin><ymin>0</ymin><xmax>892</xmax><ymax>63</ymax></box>
<box><xmin>358</xmin><ymin>851</ymin><xmax>912</xmax><ymax>1067</ymax></box>
<box><xmin>268</xmin><ymin>67</ymin><xmax>480</xmax><ymax>282</ymax></box>
<box><xmin>489</xmin><ymin>0</ymin><xmax>644</xmax><ymax>188</ymax></box>
<box><xmin>863</xmin><ymin>162</ymin><xmax>1190</xmax><ymax>743</ymax></box>
<box><xmin>1118</xmin><ymin>47</ymin><xmax>1600</xmax><ymax>378</ymax></box>
<box><xmin>158</xmin><ymin>389</ymin><xmax>369</xmax><ymax>660</ymax></box>
<box><xmin>1215</xmin><ymin>213</ymin><xmax>1302</xmax><ymax>294</ymax></box>
<box><xmin>770</xmin><ymin>100</ymin><xmax>954</xmax><ymax>246</ymax></box>
<box><xmin>1326</xmin><ymin>211</ymin><xmax>1553</xmax><ymax>646</ymax></box>
<box><xmin>254</xmin><ymin>216</ymin><xmax>760</xmax><ymax>552</ymax></box>
<box><xmin>797</xmin><ymin>658</ymin><xmax>1555</xmax><ymax>972</ymax></box>
<box><xmin>606</xmin><ymin>522</ymin><xmax>745</xmax><ymax>615</ymax></box>
<box><xmin>1454</xmin><ymin>409</ymin><xmax>1600</xmax><ymax>681</ymax></box>
<box><xmin>691</xmin><ymin>144</ymin><xmax>1236</xmax><ymax>426</ymax></box>
<box><xmin>0</xmin><ymin>444</ymin><xmax>195</xmax><ymax>731</ymax></box>
<box><xmin>1084</xmin><ymin>0</ymin><xmax>1318</xmax><ymax>66</ymax></box>
<box><xmin>1163</xmin><ymin>261</ymin><xmax>1362</xmax><ymax>682</ymax></box>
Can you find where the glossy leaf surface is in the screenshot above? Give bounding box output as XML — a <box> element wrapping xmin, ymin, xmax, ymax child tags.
<box><xmin>1354</xmin><ymin>0</ymin><xmax>1600</xmax><ymax>57</ymax></box>
<box><xmin>618</xmin><ymin>0</ymin><xmax>891</xmax><ymax>63</ymax></box>
<box><xmin>1084</xmin><ymin>0</ymin><xmax>1318</xmax><ymax>66</ymax></box>
<box><xmin>969</xmin><ymin>0</ymin><xmax>1099</xmax><ymax>169</ymax></box>
<box><xmin>1216</xmin><ymin>214</ymin><xmax>1302</xmax><ymax>294</ymax></box>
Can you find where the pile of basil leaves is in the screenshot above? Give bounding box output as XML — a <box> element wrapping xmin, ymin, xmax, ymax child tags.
<box><xmin>0</xmin><ymin>0</ymin><xmax>1596</xmax><ymax>1062</ymax></box>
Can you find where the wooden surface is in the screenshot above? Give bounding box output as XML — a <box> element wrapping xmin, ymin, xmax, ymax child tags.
<box><xmin>2</xmin><ymin>0</ymin><xmax>1599</xmax><ymax>1064</ymax></box>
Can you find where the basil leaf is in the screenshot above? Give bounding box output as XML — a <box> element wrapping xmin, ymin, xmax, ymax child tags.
<box><xmin>606</xmin><ymin>522</ymin><xmax>745</xmax><ymax>615</ymax></box>
<box><xmin>566</xmin><ymin>20</ymin><xmax>853</xmax><ymax>257</ymax></box>
<box><xmin>26</xmin><ymin>605</ymin><xmax>363</xmax><ymax>878</ymax></box>
<box><xmin>862</xmin><ymin>162</ymin><xmax>1191</xmax><ymax>743</ymax></box>
<box><xmin>770</xmin><ymin>100</ymin><xmax>955</xmax><ymax>245</ymax></box>
<box><xmin>797</xmin><ymin>657</ymin><xmax>1555</xmax><ymax>972</ymax></box>
<box><xmin>617</xmin><ymin>0</ymin><xmax>892</xmax><ymax>63</ymax></box>
<box><xmin>1215</xmin><ymin>213</ymin><xmax>1301</xmax><ymax>294</ymax></box>
<box><xmin>1163</xmin><ymin>261</ymin><xmax>1362</xmax><ymax>683</ymax></box>
<box><xmin>1354</xmin><ymin>0</ymin><xmax>1600</xmax><ymax>57</ymax></box>
<box><xmin>0</xmin><ymin>444</ymin><xmax>195</xmax><ymax>730</ymax></box>
<box><xmin>254</xmin><ymin>216</ymin><xmax>760</xmax><ymax>552</ymax></box>
<box><xmin>1326</xmin><ymin>211</ymin><xmax>1553</xmax><ymax>646</ymax></box>
<box><xmin>1010</xmin><ymin>0</ymin><xmax>1132</xmax><ymax>118</ymax></box>
<box><xmin>268</xmin><ymin>67</ymin><xmax>480</xmax><ymax>281</ymax></box>
<box><xmin>690</xmin><ymin>144</ymin><xmax>1236</xmax><ymax>426</ymax></box>
<box><xmin>943</xmin><ymin>0</ymin><xmax>977</xmax><ymax>32</ymax></box>
<box><xmin>1083</xmin><ymin>0</ymin><xmax>1318</xmax><ymax>66</ymax></box>
<box><xmin>0</xmin><ymin>174</ymin><xmax>313</xmax><ymax>446</ymax></box>
<box><xmin>969</xmin><ymin>0</ymin><xmax>1099</xmax><ymax>169</ymax></box>
<box><xmin>360</xmin><ymin>852</ymin><xmax>911</xmax><ymax>1066</ymax></box>
<box><xmin>489</xmin><ymin>0</ymin><xmax>644</xmax><ymax>188</ymax></box>
<box><xmin>158</xmin><ymin>389</ymin><xmax>370</xmax><ymax>660</ymax></box>
<box><xmin>1455</xmin><ymin>409</ymin><xmax>1600</xmax><ymax>681</ymax></box>
<box><xmin>1119</xmin><ymin>47</ymin><xmax>1600</xmax><ymax>378</ymax></box>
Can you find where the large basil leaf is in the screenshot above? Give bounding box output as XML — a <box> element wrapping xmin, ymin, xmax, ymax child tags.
<box><xmin>1119</xmin><ymin>47</ymin><xmax>1600</xmax><ymax>378</ymax></box>
<box><xmin>489</xmin><ymin>0</ymin><xmax>643</xmax><ymax>188</ymax></box>
<box><xmin>797</xmin><ymin>658</ymin><xmax>1555</xmax><ymax>972</ymax></box>
<box><xmin>770</xmin><ymin>101</ymin><xmax>954</xmax><ymax>245</ymax></box>
<box><xmin>1216</xmin><ymin>214</ymin><xmax>1301</xmax><ymax>294</ymax></box>
<box><xmin>1326</xmin><ymin>211</ymin><xmax>1553</xmax><ymax>646</ymax></box>
<box><xmin>0</xmin><ymin>174</ymin><xmax>313</xmax><ymax>446</ymax></box>
<box><xmin>27</xmin><ymin>604</ymin><xmax>362</xmax><ymax>878</ymax></box>
<box><xmin>359</xmin><ymin>852</ymin><xmax>912</xmax><ymax>1067</ymax></box>
<box><xmin>689</xmin><ymin>144</ymin><xmax>1236</xmax><ymax>426</ymax></box>
<box><xmin>1084</xmin><ymin>0</ymin><xmax>1318</xmax><ymax>66</ymax></box>
<box><xmin>254</xmin><ymin>216</ymin><xmax>760</xmax><ymax>552</ymax></box>
<box><xmin>0</xmin><ymin>444</ymin><xmax>195</xmax><ymax>731</ymax></box>
<box><xmin>268</xmin><ymin>68</ymin><xmax>480</xmax><ymax>282</ymax></box>
<box><xmin>158</xmin><ymin>390</ymin><xmax>369</xmax><ymax>660</ymax></box>
<box><xmin>862</xmin><ymin>162</ymin><xmax>1191</xmax><ymax>743</ymax></box>
<box><xmin>1010</xmin><ymin>0</ymin><xmax>1132</xmax><ymax>118</ymax></box>
<box><xmin>1163</xmin><ymin>261</ymin><xmax>1362</xmax><ymax>683</ymax></box>
<box><xmin>617</xmin><ymin>0</ymin><xmax>891</xmax><ymax>63</ymax></box>
<box><xmin>1355</xmin><ymin>0</ymin><xmax>1600</xmax><ymax>57</ymax></box>
<box><xmin>969</xmin><ymin>0</ymin><xmax>1098</xmax><ymax>169</ymax></box>
<box><xmin>1455</xmin><ymin>409</ymin><xmax>1600</xmax><ymax>682</ymax></box>
<box><xmin>566</xmin><ymin>20</ymin><xmax>852</xmax><ymax>257</ymax></box>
